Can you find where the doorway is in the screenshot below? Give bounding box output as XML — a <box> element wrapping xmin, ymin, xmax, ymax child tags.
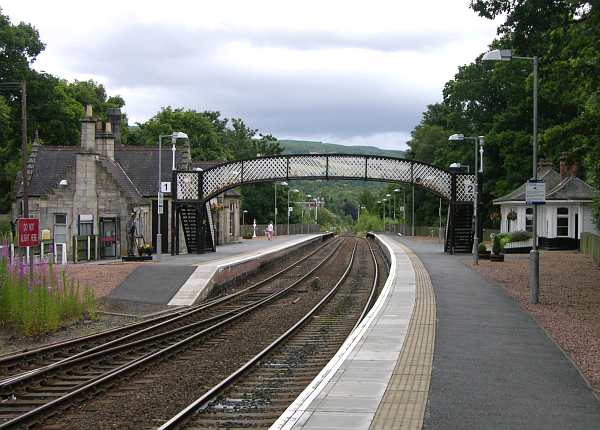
<box><xmin>100</xmin><ymin>217</ymin><xmax>120</xmax><ymax>258</ymax></box>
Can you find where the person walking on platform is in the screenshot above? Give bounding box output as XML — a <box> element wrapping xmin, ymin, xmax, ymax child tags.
<box><xmin>266</xmin><ymin>221</ymin><xmax>274</xmax><ymax>240</ymax></box>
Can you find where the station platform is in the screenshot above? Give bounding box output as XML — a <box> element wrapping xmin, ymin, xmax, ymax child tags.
<box><xmin>108</xmin><ymin>234</ymin><xmax>327</xmax><ymax>307</ymax></box>
<box><xmin>271</xmin><ymin>234</ymin><xmax>600</xmax><ymax>430</ymax></box>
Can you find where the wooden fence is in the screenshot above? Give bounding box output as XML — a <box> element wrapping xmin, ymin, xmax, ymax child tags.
<box><xmin>581</xmin><ymin>232</ymin><xmax>600</xmax><ymax>267</ymax></box>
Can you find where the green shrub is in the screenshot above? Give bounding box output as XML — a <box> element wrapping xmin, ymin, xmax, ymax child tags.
<box><xmin>507</xmin><ymin>230</ymin><xmax>532</xmax><ymax>243</ymax></box>
<box><xmin>0</xmin><ymin>258</ymin><xmax>96</xmax><ymax>336</ymax></box>
<box><xmin>353</xmin><ymin>211</ymin><xmax>384</xmax><ymax>233</ymax></box>
<box><xmin>492</xmin><ymin>234</ymin><xmax>504</xmax><ymax>255</ymax></box>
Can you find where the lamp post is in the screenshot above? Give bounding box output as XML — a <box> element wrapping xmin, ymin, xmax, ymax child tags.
<box><xmin>382</xmin><ymin>198</ymin><xmax>387</xmax><ymax>232</ymax></box>
<box><xmin>306</xmin><ymin>194</ymin><xmax>312</xmax><ymax>233</ymax></box>
<box><xmin>242</xmin><ymin>209</ymin><xmax>248</xmax><ymax>234</ymax></box>
<box><xmin>157</xmin><ymin>131</ymin><xmax>188</xmax><ymax>261</ymax></box>
<box><xmin>448</xmin><ymin>133</ymin><xmax>484</xmax><ymax>265</ymax></box>
<box><xmin>483</xmin><ymin>48</ymin><xmax>539</xmax><ymax>303</ymax></box>
<box><xmin>290</xmin><ymin>189</ymin><xmax>299</xmax><ymax>235</ymax></box>
<box><xmin>280</xmin><ymin>181</ymin><xmax>289</xmax><ymax>236</ymax></box>
<box><xmin>386</xmin><ymin>193</ymin><xmax>392</xmax><ymax>223</ymax></box>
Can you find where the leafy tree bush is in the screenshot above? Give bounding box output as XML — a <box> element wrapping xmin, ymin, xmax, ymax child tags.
<box><xmin>492</xmin><ymin>234</ymin><xmax>504</xmax><ymax>255</ymax></box>
<box><xmin>353</xmin><ymin>211</ymin><xmax>383</xmax><ymax>234</ymax></box>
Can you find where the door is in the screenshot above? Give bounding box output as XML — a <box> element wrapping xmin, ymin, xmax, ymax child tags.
<box><xmin>100</xmin><ymin>217</ymin><xmax>119</xmax><ymax>258</ymax></box>
<box><xmin>152</xmin><ymin>200</ymin><xmax>169</xmax><ymax>252</ymax></box>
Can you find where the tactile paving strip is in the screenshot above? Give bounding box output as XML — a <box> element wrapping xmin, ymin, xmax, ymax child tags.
<box><xmin>370</xmin><ymin>242</ymin><xmax>436</xmax><ymax>430</ymax></box>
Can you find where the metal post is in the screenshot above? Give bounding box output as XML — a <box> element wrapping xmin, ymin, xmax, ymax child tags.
<box><xmin>20</xmin><ymin>81</ymin><xmax>28</xmax><ymax>218</ymax></box>
<box><xmin>383</xmin><ymin>199</ymin><xmax>386</xmax><ymax>232</ymax></box>
<box><xmin>403</xmin><ymin>189</ymin><xmax>406</xmax><ymax>234</ymax></box>
<box><xmin>530</xmin><ymin>56</ymin><xmax>540</xmax><ymax>304</ymax></box>
<box><xmin>274</xmin><ymin>182</ymin><xmax>277</xmax><ymax>237</ymax></box>
<box><xmin>287</xmin><ymin>188</ymin><xmax>290</xmax><ymax>236</ymax></box>
<box><xmin>156</xmin><ymin>135</ymin><xmax>162</xmax><ymax>261</ymax></box>
<box><xmin>411</xmin><ymin>184</ymin><xmax>415</xmax><ymax>236</ymax></box>
<box><xmin>472</xmin><ymin>137</ymin><xmax>479</xmax><ymax>265</ymax></box>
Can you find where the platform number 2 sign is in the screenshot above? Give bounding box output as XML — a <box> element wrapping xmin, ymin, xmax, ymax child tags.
<box><xmin>464</xmin><ymin>181</ymin><xmax>475</xmax><ymax>196</ymax></box>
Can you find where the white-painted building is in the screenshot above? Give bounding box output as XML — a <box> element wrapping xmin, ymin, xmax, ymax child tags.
<box><xmin>493</xmin><ymin>160</ymin><xmax>599</xmax><ymax>250</ymax></box>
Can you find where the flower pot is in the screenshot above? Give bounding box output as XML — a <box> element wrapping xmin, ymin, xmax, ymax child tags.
<box><xmin>479</xmin><ymin>251</ymin><xmax>491</xmax><ymax>260</ymax></box>
<box><xmin>490</xmin><ymin>253</ymin><xmax>504</xmax><ymax>262</ymax></box>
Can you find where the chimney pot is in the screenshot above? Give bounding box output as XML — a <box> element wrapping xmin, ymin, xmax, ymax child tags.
<box><xmin>85</xmin><ymin>104</ymin><xmax>93</xmax><ymax>118</ymax></box>
<box><xmin>105</xmin><ymin>121</ymin><xmax>112</xmax><ymax>133</ymax></box>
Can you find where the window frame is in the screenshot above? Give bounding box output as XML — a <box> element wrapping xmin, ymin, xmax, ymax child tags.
<box><xmin>525</xmin><ymin>207</ymin><xmax>533</xmax><ymax>232</ymax></box>
<box><xmin>556</xmin><ymin>207</ymin><xmax>569</xmax><ymax>237</ymax></box>
<box><xmin>53</xmin><ymin>213</ymin><xmax>67</xmax><ymax>244</ymax></box>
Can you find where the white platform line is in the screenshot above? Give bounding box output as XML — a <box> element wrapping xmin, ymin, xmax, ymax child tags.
<box><xmin>270</xmin><ymin>234</ymin><xmax>416</xmax><ymax>430</ymax></box>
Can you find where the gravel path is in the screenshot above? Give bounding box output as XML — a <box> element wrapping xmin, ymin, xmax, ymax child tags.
<box><xmin>468</xmin><ymin>251</ymin><xmax>600</xmax><ymax>391</ymax></box>
<box><xmin>62</xmin><ymin>262</ymin><xmax>144</xmax><ymax>298</ymax></box>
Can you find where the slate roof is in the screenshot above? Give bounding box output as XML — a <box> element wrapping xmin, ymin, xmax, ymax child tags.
<box><xmin>17</xmin><ymin>145</ymin><xmax>241</xmax><ymax>201</ymax></box>
<box><xmin>114</xmin><ymin>146</ymin><xmax>186</xmax><ymax>196</ymax></box>
<box><xmin>24</xmin><ymin>146</ymin><xmax>77</xmax><ymax>197</ymax></box>
<box><xmin>493</xmin><ymin>167</ymin><xmax>598</xmax><ymax>203</ymax></box>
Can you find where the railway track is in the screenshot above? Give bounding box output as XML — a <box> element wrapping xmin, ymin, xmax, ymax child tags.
<box><xmin>157</xmin><ymin>237</ymin><xmax>385</xmax><ymax>430</ymax></box>
<box><xmin>0</xmin><ymin>235</ymin><xmax>334</xmax><ymax>381</ymax></box>
<box><xmin>0</xmin><ymin>236</ymin><xmax>348</xmax><ymax>429</ymax></box>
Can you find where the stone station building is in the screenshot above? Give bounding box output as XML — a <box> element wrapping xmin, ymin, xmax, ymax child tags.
<box><xmin>12</xmin><ymin>106</ymin><xmax>240</xmax><ymax>260</ymax></box>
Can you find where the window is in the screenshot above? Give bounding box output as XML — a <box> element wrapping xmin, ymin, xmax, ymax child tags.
<box><xmin>556</xmin><ymin>207</ymin><xmax>569</xmax><ymax>237</ymax></box>
<box><xmin>78</xmin><ymin>214</ymin><xmax>94</xmax><ymax>236</ymax></box>
<box><xmin>54</xmin><ymin>213</ymin><xmax>67</xmax><ymax>244</ymax></box>
<box><xmin>525</xmin><ymin>208</ymin><xmax>533</xmax><ymax>232</ymax></box>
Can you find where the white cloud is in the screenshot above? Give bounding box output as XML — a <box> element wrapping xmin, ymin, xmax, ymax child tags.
<box><xmin>2</xmin><ymin>0</ymin><xmax>501</xmax><ymax>149</ymax></box>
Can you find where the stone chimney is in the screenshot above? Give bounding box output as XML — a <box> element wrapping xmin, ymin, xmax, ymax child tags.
<box><xmin>95</xmin><ymin>120</ymin><xmax>115</xmax><ymax>160</ymax></box>
<box><xmin>559</xmin><ymin>152</ymin><xmax>578</xmax><ymax>180</ymax></box>
<box><xmin>107</xmin><ymin>108</ymin><xmax>122</xmax><ymax>145</ymax></box>
<box><xmin>80</xmin><ymin>104</ymin><xmax>96</xmax><ymax>152</ymax></box>
<box><xmin>537</xmin><ymin>159</ymin><xmax>554</xmax><ymax>176</ymax></box>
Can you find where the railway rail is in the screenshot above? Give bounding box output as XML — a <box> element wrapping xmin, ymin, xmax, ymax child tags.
<box><xmin>157</xmin><ymin>237</ymin><xmax>385</xmax><ymax>430</ymax></box>
<box><xmin>0</xmin><ymin>235</ymin><xmax>334</xmax><ymax>381</ymax></box>
<box><xmin>0</xmin><ymin>236</ymin><xmax>347</xmax><ymax>429</ymax></box>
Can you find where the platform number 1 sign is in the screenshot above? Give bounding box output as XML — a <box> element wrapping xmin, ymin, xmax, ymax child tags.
<box><xmin>464</xmin><ymin>181</ymin><xmax>475</xmax><ymax>196</ymax></box>
<box><xmin>161</xmin><ymin>181</ymin><xmax>171</xmax><ymax>193</ymax></box>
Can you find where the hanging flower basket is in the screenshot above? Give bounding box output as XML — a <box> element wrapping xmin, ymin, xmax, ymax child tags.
<box><xmin>507</xmin><ymin>210</ymin><xmax>517</xmax><ymax>221</ymax></box>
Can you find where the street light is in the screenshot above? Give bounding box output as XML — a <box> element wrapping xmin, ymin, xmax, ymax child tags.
<box><xmin>448</xmin><ymin>133</ymin><xmax>484</xmax><ymax>265</ymax></box>
<box><xmin>242</xmin><ymin>209</ymin><xmax>248</xmax><ymax>234</ymax></box>
<box><xmin>382</xmin><ymin>198</ymin><xmax>387</xmax><ymax>232</ymax></box>
<box><xmin>386</xmin><ymin>193</ymin><xmax>392</xmax><ymax>222</ymax></box>
<box><xmin>157</xmin><ymin>131</ymin><xmax>188</xmax><ymax>261</ymax></box>
<box><xmin>483</xmin><ymin>48</ymin><xmax>540</xmax><ymax>304</ymax></box>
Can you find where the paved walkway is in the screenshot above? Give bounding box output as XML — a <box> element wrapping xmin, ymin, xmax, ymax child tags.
<box><xmin>272</xmin><ymin>234</ymin><xmax>600</xmax><ymax>430</ymax></box>
<box><xmin>108</xmin><ymin>234</ymin><xmax>323</xmax><ymax>306</ymax></box>
<box><xmin>395</xmin><ymin>236</ymin><xmax>600</xmax><ymax>429</ymax></box>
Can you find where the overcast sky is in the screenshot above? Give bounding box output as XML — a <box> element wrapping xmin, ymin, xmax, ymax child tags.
<box><xmin>3</xmin><ymin>1</ymin><xmax>500</xmax><ymax>150</ymax></box>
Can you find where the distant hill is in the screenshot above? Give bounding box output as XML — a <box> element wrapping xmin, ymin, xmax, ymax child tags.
<box><xmin>279</xmin><ymin>139</ymin><xmax>405</xmax><ymax>158</ymax></box>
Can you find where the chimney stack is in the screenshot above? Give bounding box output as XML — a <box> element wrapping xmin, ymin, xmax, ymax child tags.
<box><xmin>559</xmin><ymin>152</ymin><xmax>578</xmax><ymax>180</ymax></box>
<box><xmin>107</xmin><ymin>108</ymin><xmax>122</xmax><ymax>145</ymax></box>
<box><xmin>95</xmin><ymin>121</ymin><xmax>115</xmax><ymax>160</ymax></box>
<box><xmin>80</xmin><ymin>104</ymin><xmax>96</xmax><ymax>152</ymax></box>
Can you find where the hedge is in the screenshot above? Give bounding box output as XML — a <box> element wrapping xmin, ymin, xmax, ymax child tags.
<box><xmin>581</xmin><ymin>232</ymin><xmax>600</xmax><ymax>267</ymax></box>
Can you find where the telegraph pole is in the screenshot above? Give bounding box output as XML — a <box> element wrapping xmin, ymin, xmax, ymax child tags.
<box><xmin>21</xmin><ymin>80</ymin><xmax>28</xmax><ymax>217</ymax></box>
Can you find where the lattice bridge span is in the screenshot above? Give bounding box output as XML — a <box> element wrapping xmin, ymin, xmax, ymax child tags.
<box><xmin>170</xmin><ymin>154</ymin><xmax>477</xmax><ymax>254</ymax></box>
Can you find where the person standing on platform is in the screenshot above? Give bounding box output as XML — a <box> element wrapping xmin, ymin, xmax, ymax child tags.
<box><xmin>266</xmin><ymin>221</ymin><xmax>274</xmax><ymax>240</ymax></box>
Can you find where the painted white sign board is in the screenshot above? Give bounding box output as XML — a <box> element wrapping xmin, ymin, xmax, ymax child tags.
<box><xmin>526</xmin><ymin>180</ymin><xmax>546</xmax><ymax>204</ymax></box>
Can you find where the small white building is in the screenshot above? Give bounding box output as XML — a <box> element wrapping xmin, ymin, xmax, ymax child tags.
<box><xmin>493</xmin><ymin>159</ymin><xmax>599</xmax><ymax>250</ymax></box>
